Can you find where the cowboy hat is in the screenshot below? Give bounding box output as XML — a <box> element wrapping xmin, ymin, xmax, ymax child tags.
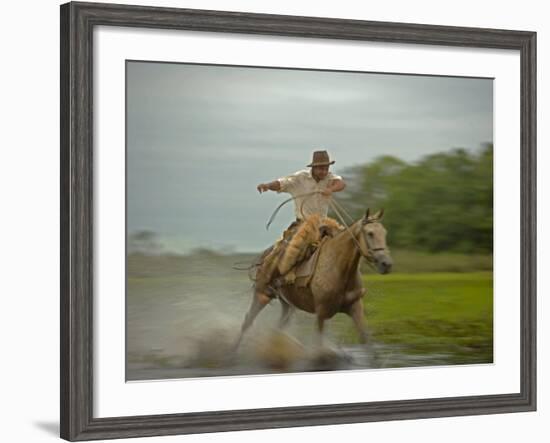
<box><xmin>307</xmin><ymin>150</ymin><xmax>335</xmax><ymax>167</ymax></box>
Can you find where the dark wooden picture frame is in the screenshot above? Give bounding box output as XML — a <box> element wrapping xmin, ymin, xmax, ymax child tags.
<box><xmin>60</xmin><ymin>1</ymin><xmax>536</xmax><ymax>441</ymax></box>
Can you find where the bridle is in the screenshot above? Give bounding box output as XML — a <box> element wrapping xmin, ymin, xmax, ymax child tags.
<box><xmin>328</xmin><ymin>199</ymin><xmax>386</xmax><ymax>264</ymax></box>
<box><xmin>360</xmin><ymin>218</ymin><xmax>387</xmax><ymax>263</ymax></box>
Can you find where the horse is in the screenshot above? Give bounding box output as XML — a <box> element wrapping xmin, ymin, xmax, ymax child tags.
<box><xmin>235</xmin><ymin>208</ymin><xmax>392</xmax><ymax>350</ymax></box>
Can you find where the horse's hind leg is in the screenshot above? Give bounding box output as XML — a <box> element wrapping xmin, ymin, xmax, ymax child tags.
<box><xmin>233</xmin><ymin>291</ymin><xmax>271</xmax><ymax>351</ymax></box>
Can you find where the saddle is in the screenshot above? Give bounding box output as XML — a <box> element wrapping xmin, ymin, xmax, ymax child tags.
<box><xmin>289</xmin><ymin>236</ymin><xmax>329</xmax><ymax>288</ymax></box>
<box><xmin>277</xmin><ymin>214</ymin><xmax>340</xmax><ymax>288</ymax></box>
<box><xmin>278</xmin><ymin>214</ymin><xmax>340</xmax><ymax>275</ymax></box>
<box><xmin>255</xmin><ymin>215</ymin><xmax>341</xmax><ymax>294</ymax></box>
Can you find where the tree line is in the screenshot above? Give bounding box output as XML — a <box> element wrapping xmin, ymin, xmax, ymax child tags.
<box><xmin>336</xmin><ymin>144</ymin><xmax>493</xmax><ymax>253</ymax></box>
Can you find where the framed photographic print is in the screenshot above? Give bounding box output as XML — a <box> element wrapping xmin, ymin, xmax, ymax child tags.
<box><xmin>60</xmin><ymin>1</ymin><xmax>536</xmax><ymax>441</ymax></box>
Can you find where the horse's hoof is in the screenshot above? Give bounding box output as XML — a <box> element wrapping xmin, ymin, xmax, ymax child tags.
<box><xmin>308</xmin><ymin>346</ymin><xmax>351</xmax><ymax>371</ymax></box>
<box><xmin>256</xmin><ymin>331</ymin><xmax>305</xmax><ymax>371</ymax></box>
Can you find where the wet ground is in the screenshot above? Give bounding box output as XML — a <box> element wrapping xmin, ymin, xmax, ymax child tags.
<box><xmin>126</xmin><ymin>253</ymin><xmax>482</xmax><ymax>381</ymax></box>
<box><xmin>128</xmin><ymin>341</ymin><xmax>459</xmax><ymax>381</ymax></box>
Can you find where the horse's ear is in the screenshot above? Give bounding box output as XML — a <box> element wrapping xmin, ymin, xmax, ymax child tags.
<box><xmin>374</xmin><ymin>208</ymin><xmax>384</xmax><ymax>220</ymax></box>
<box><xmin>364</xmin><ymin>208</ymin><xmax>370</xmax><ymax>220</ymax></box>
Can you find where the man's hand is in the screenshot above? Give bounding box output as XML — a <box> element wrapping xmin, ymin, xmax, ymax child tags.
<box><xmin>321</xmin><ymin>179</ymin><xmax>346</xmax><ymax>198</ymax></box>
<box><xmin>321</xmin><ymin>188</ymin><xmax>333</xmax><ymax>198</ymax></box>
<box><xmin>257</xmin><ymin>181</ymin><xmax>281</xmax><ymax>193</ymax></box>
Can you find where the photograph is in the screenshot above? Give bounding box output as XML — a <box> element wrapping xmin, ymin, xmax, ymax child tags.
<box><xmin>58</xmin><ymin>2</ymin><xmax>537</xmax><ymax>439</ymax></box>
<box><xmin>125</xmin><ymin>60</ymin><xmax>494</xmax><ymax>381</ymax></box>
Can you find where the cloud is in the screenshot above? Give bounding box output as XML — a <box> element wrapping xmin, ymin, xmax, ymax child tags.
<box><xmin>126</xmin><ymin>61</ymin><xmax>493</xmax><ymax>252</ymax></box>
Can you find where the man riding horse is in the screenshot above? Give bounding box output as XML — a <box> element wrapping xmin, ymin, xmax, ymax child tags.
<box><xmin>255</xmin><ymin>150</ymin><xmax>346</xmax><ymax>296</ymax></box>
<box><xmin>234</xmin><ymin>152</ymin><xmax>391</xmax><ymax>352</ymax></box>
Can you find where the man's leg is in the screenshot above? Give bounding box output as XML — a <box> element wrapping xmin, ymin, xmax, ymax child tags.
<box><xmin>255</xmin><ymin>241</ymin><xmax>284</xmax><ymax>295</ymax></box>
<box><xmin>255</xmin><ymin>220</ymin><xmax>302</xmax><ymax>293</ymax></box>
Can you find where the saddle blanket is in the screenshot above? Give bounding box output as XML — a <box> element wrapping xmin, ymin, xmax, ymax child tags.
<box><xmin>293</xmin><ymin>238</ymin><xmax>327</xmax><ymax>287</ymax></box>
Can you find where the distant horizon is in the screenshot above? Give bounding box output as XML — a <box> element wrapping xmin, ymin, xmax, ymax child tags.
<box><xmin>127</xmin><ymin>61</ymin><xmax>493</xmax><ymax>254</ymax></box>
<box><xmin>128</xmin><ymin>144</ymin><xmax>492</xmax><ymax>255</ymax></box>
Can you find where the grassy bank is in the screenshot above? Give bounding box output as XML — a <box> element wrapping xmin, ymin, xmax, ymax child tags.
<box><xmin>334</xmin><ymin>272</ymin><xmax>493</xmax><ymax>365</ymax></box>
<box><xmin>128</xmin><ymin>248</ymin><xmax>492</xmax><ymax>278</ymax></box>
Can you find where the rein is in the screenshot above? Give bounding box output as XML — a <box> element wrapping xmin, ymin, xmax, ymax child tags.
<box><xmin>328</xmin><ymin>199</ymin><xmax>366</xmax><ymax>255</ymax></box>
<box><xmin>264</xmin><ymin>192</ymin><xmax>382</xmax><ymax>269</ymax></box>
<box><xmin>328</xmin><ymin>198</ymin><xmax>378</xmax><ymax>267</ymax></box>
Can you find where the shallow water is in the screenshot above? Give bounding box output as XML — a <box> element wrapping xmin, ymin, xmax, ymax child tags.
<box><xmin>126</xmin><ymin>254</ymin><xmax>485</xmax><ymax>381</ymax></box>
<box><xmin>127</xmin><ymin>341</ymin><xmax>460</xmax><ymax>381</ymax></box>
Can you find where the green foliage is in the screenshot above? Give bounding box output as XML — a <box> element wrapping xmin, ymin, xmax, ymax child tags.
<box><xmin>128</xmin><ymin>230</ymin><xmax>164</xmax><ymax>255</ymax></box>
<box><xmin>337</xmin><ymin>145</ymin><xmax>493</xmax><ymax>253</ymax></box>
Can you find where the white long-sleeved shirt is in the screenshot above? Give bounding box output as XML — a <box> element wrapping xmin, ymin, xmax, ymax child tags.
<box><xmin>277</xmin><ymin>169</ymin><xmax>342</xmax><ymax>220</ymax></box>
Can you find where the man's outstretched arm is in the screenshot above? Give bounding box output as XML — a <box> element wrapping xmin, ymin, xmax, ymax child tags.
<box><xmin>257</xmin><ymin>180</ymin><xmax>281</xmax><ymax>193</ymax></box>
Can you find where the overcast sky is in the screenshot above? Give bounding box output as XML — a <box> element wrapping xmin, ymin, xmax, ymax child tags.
<box><xmin>127</xmin><ymin>61</ymin><xmax>493</xmax><ymax>254</ymax></box>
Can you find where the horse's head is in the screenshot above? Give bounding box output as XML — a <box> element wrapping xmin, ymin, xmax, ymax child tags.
<box><xmin>358</xmin><ymin>208</ymin><xmax>393</xmax><ymax>274</ymax></box>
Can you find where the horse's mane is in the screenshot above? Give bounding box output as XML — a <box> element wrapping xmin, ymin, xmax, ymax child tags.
<box><xmin>329</xmin><ymin>215</ymin><xmax>382</xmax><ymax>242</ymax></box>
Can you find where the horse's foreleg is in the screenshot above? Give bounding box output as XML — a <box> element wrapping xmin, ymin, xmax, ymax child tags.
<box><xmin>233</xmin><ymin>291</ymin><xmax>271</xmax><ymax>351</ymax></box>
<box><xmin>315</xmin><ymin>309</ymin><xmax>327</xmax><ymax>348</ymax></box>
<box><xmin>278</xmin><ymin>298</ymin><xmax>295</xmax><ymax>329</ymax></box>
<box><xmin>346</xmin><ymin>298</ymin><xmax>369</xmax><ymax>344</ymax></box>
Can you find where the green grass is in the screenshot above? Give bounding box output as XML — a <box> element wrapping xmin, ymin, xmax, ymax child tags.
<box><xmin>356</xmin><ymin>272</ymin><xmax>493</xmax><ymax>364</ymax></box>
